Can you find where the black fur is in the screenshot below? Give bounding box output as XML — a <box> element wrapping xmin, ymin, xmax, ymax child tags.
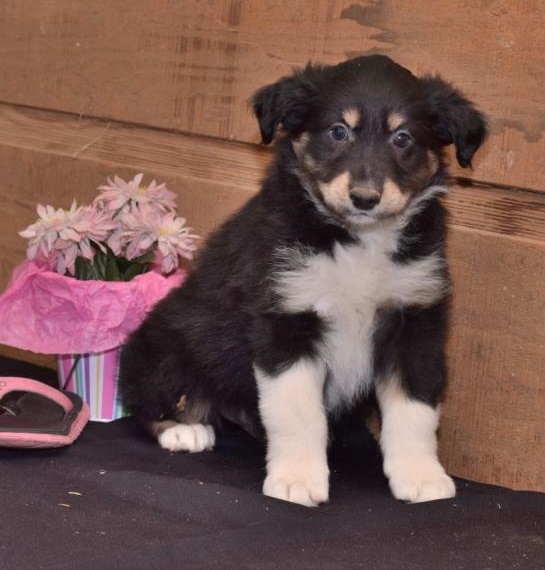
<box><xmin>119</xmin><ymin>55</ymin><xmax>486</xmax><ymax>449</ymax></box>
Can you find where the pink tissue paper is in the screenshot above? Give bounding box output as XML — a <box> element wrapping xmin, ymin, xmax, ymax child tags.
<box><xmin>0</xmin><ymin>260</ymin><xmax>184</xmax><ymax>355</ymax></box>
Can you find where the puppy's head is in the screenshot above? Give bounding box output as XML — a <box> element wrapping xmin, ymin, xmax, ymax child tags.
<box><xmin>252</xmin><ymin>55</ymin><xmax>487</xmax><ymax>228</ymax></box>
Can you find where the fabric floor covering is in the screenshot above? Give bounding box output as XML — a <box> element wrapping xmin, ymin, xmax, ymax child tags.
<box><xmin>1</xmin><ymin>356</ymin><xmax>544</xmax><ymax>570</ymax></box>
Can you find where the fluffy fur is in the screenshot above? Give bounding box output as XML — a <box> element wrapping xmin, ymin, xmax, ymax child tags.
<box><xmin>119</xmin><ymin>55</ymin><xmax>487</xmax><ymax>507</ymax></box>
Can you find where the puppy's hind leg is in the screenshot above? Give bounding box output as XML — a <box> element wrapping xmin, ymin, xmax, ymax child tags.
<box><xmin>152</xmin><ymin>422</ymin><xmax>216</xmax><ymax>453</ymax></box>
<box><xmin>150</xmin><ymin>399</ymin><xmax>216</xmax><ymax>453</ymax></box>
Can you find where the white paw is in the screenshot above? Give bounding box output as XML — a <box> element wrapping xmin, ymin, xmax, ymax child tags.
<box><xmin>158</xmin><ymin>424</ymin><xmax>215</xmax><ymax>453</ymax></box>
<box><xmin>263</xmin><ymin>461</ymin><xmax>329</xmax><ymax>507</ymax></box>
<box><xmin>385</xmin><ymin>456</ymin><xmax>456</xmax><ymax>503</ymax></box>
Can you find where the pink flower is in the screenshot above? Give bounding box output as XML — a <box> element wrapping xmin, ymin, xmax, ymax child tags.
<box><xmin>70</xmin><ymin>206</ymin><xmax>118</xmax><ymax>252</ymax></box>
<box><xmin>117</xmin><ymin>205</ymin><xmax>198</xmax><ymax>273</ymax></box>
<box><xmin>20</xmin><ymin>202</ymin><xmax>81</xmax><ymax>263</ymax></box>
<box><xmin>19</xmin><ymin>203</ymin><xmax>118</xmax><ymax>275</ymax></box>
<box><xmin>19</xmin><ymin>173</ymin><xmax>198</xmax><ymax>279</ymax></box>
<box><xmin>95</xmin><ymin>173</ymin><xmax>177</xmax><ymax>214</ymax></box>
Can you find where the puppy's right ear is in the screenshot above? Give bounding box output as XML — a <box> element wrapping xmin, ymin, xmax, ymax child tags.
<box><xmin>252</xmin><ymin>65</ymin><xmax>321</xmax><ymax>144</ymax></box>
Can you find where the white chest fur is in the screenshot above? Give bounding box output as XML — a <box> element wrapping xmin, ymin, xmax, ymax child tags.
<box><xmin>273</xmin><ymin>225</ymin><xmax>447</xmax><ymax>412</ymax></box>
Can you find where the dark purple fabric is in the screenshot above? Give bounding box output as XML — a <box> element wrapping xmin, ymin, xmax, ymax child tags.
<box><xmin>1</xmin><ymin>356</ymin><xmax>544</xmax><ymax>569</ymax></box>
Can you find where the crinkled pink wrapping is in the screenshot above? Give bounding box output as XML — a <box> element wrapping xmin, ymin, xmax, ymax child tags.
<box><xmin>0</xmin><ymin>261</ymin><xmax>185</xmax><ymax>354</ymax></box>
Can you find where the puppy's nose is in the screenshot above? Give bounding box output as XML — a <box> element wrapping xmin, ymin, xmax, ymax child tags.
<box><xmin>349</xmin><ymin>192</ymin><xmax>380</xmax><ymax>211</ymax></box>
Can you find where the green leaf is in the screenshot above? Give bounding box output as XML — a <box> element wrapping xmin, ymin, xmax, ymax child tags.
<box><xmin>105</xmin><ymin>254</ymin><xmax>121</xmax><ymax>281</ymax></box>
<box><xmin>133</xmin><ymin>250</ymin><xmax>156</xmax><ymax>264</ymax></box>
<box><xmin>74</xmin><ymin>257</ymin><xmax>97</xmax><ymax>281</ymax></box>
<box><xmin>92</xmin><ymin>250</ymin><xmax>108</xmax><ymax>280</ymax></box>
<box><xmin>121</xmin><ymin>262</ymin><xmax>150</xmax><ymax>281</ymax></box>
<box><xmin>71</xmin><ymin>244</ymin><xmax>155</xmax><ymax>282</ymax></box>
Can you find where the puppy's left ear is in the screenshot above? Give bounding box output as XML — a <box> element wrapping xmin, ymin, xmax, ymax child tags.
<box><xmin>422</xmin><ymin>76</ymin><xmax>488</xmax><ymax>168</ymax></box>
<box><xmin>251</xmin><ymin>64</ymin><xmax>322</xmax><ymax>144</ymax></box>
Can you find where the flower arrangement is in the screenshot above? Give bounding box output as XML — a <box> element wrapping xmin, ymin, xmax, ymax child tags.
<box><xmin>19</xmin><ymin>173</ymin><xmax>197</xmax><ymax>281</ymax></box>
<box><xmin>0</xmin><ymin>172</ymin><xmax>195</xmax><ymax>421</ymax></box>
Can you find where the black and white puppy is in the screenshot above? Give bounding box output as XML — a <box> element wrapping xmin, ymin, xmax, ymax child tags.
<box><xmin>119</xmin><ymin>55</ymin><xmax>487</xmax><ymax>507</ymax></box>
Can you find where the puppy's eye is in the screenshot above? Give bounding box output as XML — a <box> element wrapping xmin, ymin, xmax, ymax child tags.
<box><xmin>330</xmin><ymin>124</ymin><xmax>350</xmax><ymax>142</ymax></box>
<box><xmin>392</xmin><ymin>130</ymin><xmax>413</xmax><ymax>149</ymax></box>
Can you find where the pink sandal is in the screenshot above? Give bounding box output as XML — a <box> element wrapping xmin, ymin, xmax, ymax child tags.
<box><xmin>0</xmin><ymin>377</ymin><xmax>89</xmax><ymax>448</ymax></box>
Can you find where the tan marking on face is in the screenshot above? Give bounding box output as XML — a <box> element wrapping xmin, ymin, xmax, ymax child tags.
<box><xmin>427</xmin><ymin>151</ymin><xmax>439</xmax><ymax>177</ymax></box>
<box><xmin>413</xmin><ymin>151</ymin><xmax>440</xmax><ymax>188</ymax></box>
<box><xmin>292</xmin><ymin>132</ymin><xmax>310</xmax><ymax>158</ymax></box>
<box><xmin>342</xmin><ymin>108</ymin><xmax>361</xmax><ymax>129</ymax></box>
<box><xmin>303</xmin><ymin>154</ymin><xmax>318</xmax><ymax>171</ymax></box>
<box><xmin>292</xmin><ymin>132</ymin><xmax>320</xmax><ymax>172</ymax></box>
<box><xmin>378</xmin><ymin>178</ymin><xmax>410</xmax><ymax>215</ymax></box>
<box><xmin>318</xmin><ymin>171</ymin><xmax>352</xmax><ymax>211</ymax></box>
<box><xmin>387</xmin><ymin>112</ymin><xmax>406</xmax><ymax>132</ymax></box>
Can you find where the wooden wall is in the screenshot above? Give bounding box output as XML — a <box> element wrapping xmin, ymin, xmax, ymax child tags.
<box><xmin>0</xmin><ymin>1</ymin><xmax>543</xmax><ymax>492</ymax></box>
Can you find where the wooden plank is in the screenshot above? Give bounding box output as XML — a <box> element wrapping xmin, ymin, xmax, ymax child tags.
<box><xmin>441</xmin><ymin>228</ymin><xmax>545</xmax><ymax>492</ymax></box>
<box><xmin>0</xmin><ymin>346</ymin><xmax>56</xmax><ymax>371</ymax></box>
<box><xmin>0</xmin><ymin>1</ymin><xmax>544</xmax><ymax>191</ymax></box>
<box><xmin>448</xmin><ymin>184</ymin><xmax>545</xmax><ymax>245</ymax></box>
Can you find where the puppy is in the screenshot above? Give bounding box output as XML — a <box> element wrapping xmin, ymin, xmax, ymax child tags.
<box><xmin>119</xmin><ymin>55</ymin><xmax>487</xmax><ymax>507</ymax></box>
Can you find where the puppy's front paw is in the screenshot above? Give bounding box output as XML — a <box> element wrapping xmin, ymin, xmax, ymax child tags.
<box><xmin>263</xmin><ymin>462</ymin><xmax>329</xmax><ymax>507</ymax></box>
<box><xmin>385</xmin><ymin>457</ymin><xmax>456</xmax><ymax>503</ymax></box>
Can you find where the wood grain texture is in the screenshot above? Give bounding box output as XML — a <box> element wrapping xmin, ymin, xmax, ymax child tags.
<box><xmin>0</xmin><ymin>0</ymin><xmax>544</xmax><ymax>191</ymax></box>
<box><xmin>441</xmin><ymin>228</ymin><xmax>545</xmax><ymax>492</ymax></box>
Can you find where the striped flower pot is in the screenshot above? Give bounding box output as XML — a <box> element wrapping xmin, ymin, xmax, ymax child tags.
<box><xmin>57</xmin><ymin>347</ymin><xmax>126</xmax><ymax>422</ymax></box>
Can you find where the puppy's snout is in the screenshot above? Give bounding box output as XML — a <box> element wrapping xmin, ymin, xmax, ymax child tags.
<box><xmin>349</xmin><ymin>192</ymin><xmax>380</xmax><ymax>211</ymax></box>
